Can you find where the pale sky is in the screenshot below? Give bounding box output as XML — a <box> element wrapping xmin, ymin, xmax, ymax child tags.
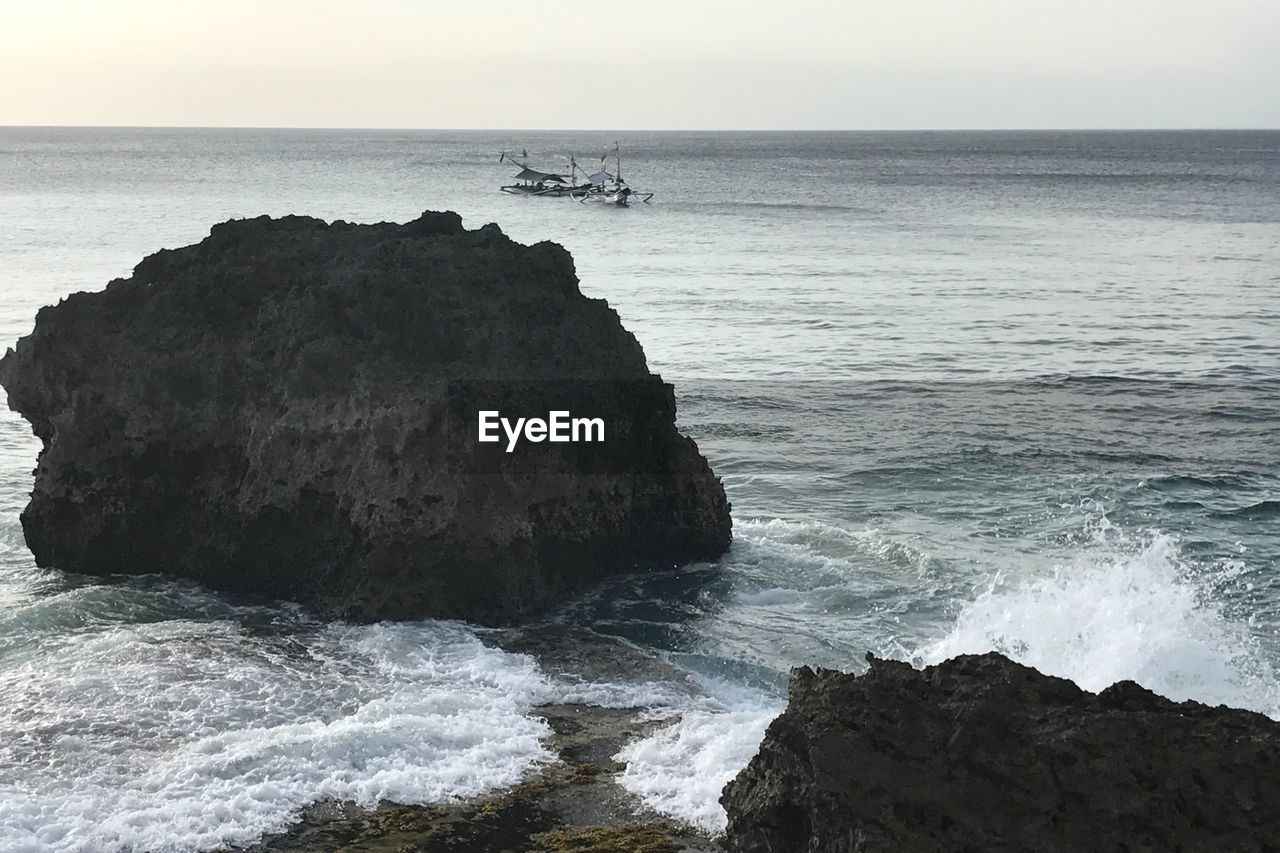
<box><xmin>2</xmin><ymin>0</ymin><xmax>1277</xmax><ymax>129</ymax></box>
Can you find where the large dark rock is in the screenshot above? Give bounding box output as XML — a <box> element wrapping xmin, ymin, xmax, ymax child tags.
<box><xmin>0</xmin><ymin>211</ymin><xmax>731</xmax><ymax>623</ymax></box>
<box><xmin>721</xmin><ymin>653</ymin><xmax>1280</xmax><ymax>853</ymax></box>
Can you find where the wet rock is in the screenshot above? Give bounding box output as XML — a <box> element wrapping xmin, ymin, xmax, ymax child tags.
<box><xmin>721</xmin><ymin>652</ymin><xmax>1280</xmax><ymax>853</ymax></box>
<box><xmin>237</xmin><ymin>701</ymin><xmax>718</xmax><ymax>853</ymax></box>
<box><xmin>0</xmin><ymin>212</ymin><xmax>731</xmax><ymax>623</ymax></box>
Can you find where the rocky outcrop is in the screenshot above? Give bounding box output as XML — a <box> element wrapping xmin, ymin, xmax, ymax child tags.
<box><xmin>0</xmin><ymin>211</ymin><xmax>731</xmax><ymax>623</ymax></box>
<box><xmin>721</xmin><ymin>653</ymin><xmax>1280</xmax><ymax>853</ymax></box>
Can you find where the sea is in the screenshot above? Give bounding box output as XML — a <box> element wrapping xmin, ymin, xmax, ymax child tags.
<box><xmin>0</xmin><ymin>128</ymin><xmax>1277</xmax><ymax>851</ymax></box>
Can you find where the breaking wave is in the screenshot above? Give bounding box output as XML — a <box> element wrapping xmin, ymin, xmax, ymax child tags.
<box><xmin>0</xmin><ymin>595</ymin><xmax>692</xmax><ymax>853</ymax></box>
<box><xmin>614</xmin><ymin>683</ymin><xmax>781</xmax><ymax>835</ymax></box>
<box><xmin>615</xmin><ymin>515</ymin><xmax>1280</xmax><ymax>835</ymax></box>
<box><xmin>916</xmin><ymin>525</ymin><xmax>1279</xmax><ymax>718</ymax></box>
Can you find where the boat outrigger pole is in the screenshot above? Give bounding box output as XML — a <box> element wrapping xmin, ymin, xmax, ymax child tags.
<box><xmin>498</xmin><ymin>148</ymin><xmax>531</xmax><ymax>166</ymax></box>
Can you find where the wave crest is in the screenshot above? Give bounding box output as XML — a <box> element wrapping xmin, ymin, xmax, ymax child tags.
<box><xmin>915</xmin><ymin>530</ymin><xmax>1278</xmax><ymax>717</ymax></box>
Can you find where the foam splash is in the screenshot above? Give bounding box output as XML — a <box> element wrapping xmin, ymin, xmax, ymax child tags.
<box><xmin>0</xmin><ymin>616</ymin><xmax>560</xmax><ymax>853</ymax></box>
<box><xmin>917</xmin><ymin>529</ymin><xmax>1280</xmax><ymax>718</ymax></box>
<box><xmin>614</xmin><ymin>691</ymin><xmax>781</xmax><ymax>835</ymax></box>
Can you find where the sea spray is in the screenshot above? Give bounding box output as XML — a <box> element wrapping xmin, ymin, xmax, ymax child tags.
<box><xmin>916</xmin><ymin>527</ymin><xmax>1280</xmax><ymax>718</ymax></box>
<box><xmin>614</xmin><ymin>685</ymin><xmax>783</xmax><ymax>835</ymax></box>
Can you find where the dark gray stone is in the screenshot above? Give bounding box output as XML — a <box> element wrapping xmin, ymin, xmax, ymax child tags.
<box><xmin>722</xmin><ymin>652</ymin><xmax>1280</xmax><ymax>853</ymax></box>
<box><xmin>0</xmin><ymin>211</ymin><xmax>731</xmax><ymax>623</ymax></box>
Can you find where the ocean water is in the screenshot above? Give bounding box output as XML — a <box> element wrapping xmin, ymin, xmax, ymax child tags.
<box><xmin>0</xmin><ymin>128</ymin><xmax>1277</xmax><ymax>849</ymax></box>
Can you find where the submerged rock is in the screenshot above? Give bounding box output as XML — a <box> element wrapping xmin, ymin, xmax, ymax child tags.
<box><xmin>0</xmin><ymin>211</ymin><xmax>731</xmax><ymax>623</ymax></box>
<box><xmin>721</xmin><ymin>652</ymin><xmax>1280</xmax><ymax>853</ymax></box>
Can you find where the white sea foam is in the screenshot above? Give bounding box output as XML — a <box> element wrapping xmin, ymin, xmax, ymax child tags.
<box><xmin>917</xmin><ymin>528</ymin><xmax>1280</xmax><ymax>718</ymax></box>
<box><xmin>733</xmin><ymin>517</ymin><xmax>930</xmax><ymax>574</ymax></box>
<box><xmin>0</xmin><ymin>616</ymin><xmax>561</xmax><ymax>853</ymax></box>
<box><xmin>614</xmin><ymin>689</ymin><xmax>781</xmax><ymax>835</ymax></box>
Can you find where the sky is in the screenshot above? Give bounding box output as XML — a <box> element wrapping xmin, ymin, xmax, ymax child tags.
<box><xmin>2</xmin><ymin>0</ymin><xmax>1278</xmax><ymax>129</ymax></box>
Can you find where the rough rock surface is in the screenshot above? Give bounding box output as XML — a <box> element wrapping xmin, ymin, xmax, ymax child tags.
<box><xmin>721</xmin><ymin>652</ymin><xmax>1280</xmax><ymax>853</ymax></box>
<box><xmin>0</xmin><ymin>211</ymin><xmax>731</xmax><ymax>623</ymax></box>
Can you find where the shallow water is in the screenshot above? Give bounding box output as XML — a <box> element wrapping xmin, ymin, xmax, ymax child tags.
<box><xmin>0</xmin><ymin>129</ymin><xmax>1277</xmax><ymax>847</ymax></box>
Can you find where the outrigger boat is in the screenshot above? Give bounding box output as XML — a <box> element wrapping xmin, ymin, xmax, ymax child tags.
<box><xmin>572</xmin><ymin>143</ymin><xmax>652</xmax><ymax>206</ymax></box>
<box><xmin>499</xmin><ymin>167</ymin><xmax>575</xmax><ymax>197</ymax></box>
<box><xmin>498</xmin><ymin>144</ymin><xmax>652</xmax><ymax>204</ymax></box>
<box><xmin>497</xmin><ymin>150</ymin><xmax>582</xmax><ymax>197</ymax></box>
<box><xmin>574</xmin><ymin>176</ymin><xmax>648</xmax><ymax>206</ymax></box>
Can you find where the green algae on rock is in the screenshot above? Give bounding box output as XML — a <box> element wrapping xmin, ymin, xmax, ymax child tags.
<box><xmin>531</xmin><ymin>823</ymin><xmax>681</xmax><ymax>853</ymax></box>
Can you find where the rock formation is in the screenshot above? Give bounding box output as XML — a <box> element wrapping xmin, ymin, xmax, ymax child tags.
<box><xmin>721</xmin><ymin>652</ymin><xmax>1280</xmax><ymax>853</ymax></box>
<box><xmin>0</xmin><ymin>211</ymin><xmax>731</xmax><ymax>623</ymax></box>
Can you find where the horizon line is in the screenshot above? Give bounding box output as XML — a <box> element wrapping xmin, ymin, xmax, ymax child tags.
<box><xmin>3</xmin><ymin>124</ymin><xmax>1279</xmax><ymax>134</ymax></box>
